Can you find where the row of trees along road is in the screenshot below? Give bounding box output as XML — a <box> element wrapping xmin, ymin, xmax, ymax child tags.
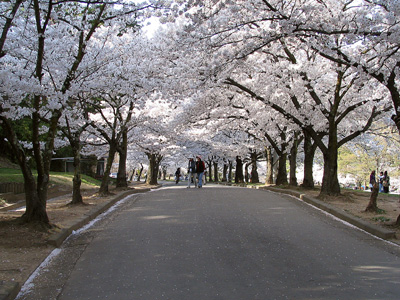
<box><xmin>1</xmin><ymin>0</ymin><xmax>400</xmax><ymax>226</ymax></box>
<box><xmin>0</xmin><ymin>0</ymin><xmax>182</xmax><ymax>226</ymax></box>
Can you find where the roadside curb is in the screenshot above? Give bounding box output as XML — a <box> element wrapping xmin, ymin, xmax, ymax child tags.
<box><xmin>253</xmin><ymin>185</ymin><xmax>396</xmax><ymax>240</ymax></box>
<box><xmin>0</xmin><ymin>184</ymin><xmax>160</xmax><ymax>300</ymax></box>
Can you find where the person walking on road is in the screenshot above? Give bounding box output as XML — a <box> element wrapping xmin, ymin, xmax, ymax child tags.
<box><xmin>175</xmin><ymin>168</ymin><xmax>181</xmax><ymax>184</ymax></box>
<box><xmin>195</xmin><ymin>156</ymin><xmax>205</xmax><ymax>188</ymax></box>
<box><xmin>187</xmin><ymin>158</ymin><xmax>197</xmax><ymax>188</ymax></box>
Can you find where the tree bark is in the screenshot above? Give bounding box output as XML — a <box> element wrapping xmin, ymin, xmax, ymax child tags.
<box><xmin>22</xmin><ymin>172</ymin><xmax>49</xmax><ymax>225</ymax></box>
<box><xmin>222</xmin><ymin>163</ymin><xmax>228</xmax><ymax>182</ymax></box>
<box><xmin>244</xmin><ymin>162</ymin><xmax>250</xmax><ymax>183</ymax></box>
<box><xmin>146</xmin><ymin>153</ymin><xmax>162</xmax><ymax>185</ymax></box>
<box><xmin>70</xmin><ymin>143</ymin><xmax>83</xmax><ymax>204</ymax></box>
<box><xmin>213</xmin><ymin>161</ymin><xmax>219</xmax><ymax>182</ymax></box>
<box><xmin>228</xmin><ymin>160</ymin><xmax>233</xmax><ymax>183</ymax></box>
<box><xmin>301</xmin><ymin>132</ymin><xmax>316</xmax><ymax>188</ymax></box>
<box><xmin>235</xmin><ymin>156</ymin><xmax>244</xmax><ymax>183</ymax></box>
<box><xmin>116</xmin><ymin>153</ymin><xmax>127</xmax><ymax>188</ymax></box>
<box><xmin>99</xmin><ymin>145</ymin><xmax>117</xmax><ymax>195</ymax></box>
<box><xmin>365</xmin><ymin>182</ymin><xmax>379</xmax><ymax>212</ymax></box>
<box><xmin>289</xmin><ymin>136</ymin><xmax>299</xmax><ymax>186</ymax></box>
<box><xmin>320</xmin><ymin>122</ymin><xmax>341</xmax><ymax>196</ymax></box>
<box><xmin>116</xmin><ymin>129</ymin><xmax>128</xmax><ymax>188</ymax></box>
<box><xmin>276</xmin><ymin>151</ymin><xmax>288</xmax><ymax>186</ymax></box>
<box><xmin>265</xmin><ymin>146</ymin><xmax>274</xmax><ymax>184</ymax></box>
<box><xmin>250</xmin><ymin>151</ymin><xmax>259</xmax><ymax>183</ymax></box>
<box><xmin>129</xmin><ymin>168</ymin><xmax>135</xmax><ymax>181</ymax></box>
<box><xmin>137</xmin><ymin>164</ymin><xmax>143</xmax><ymax>182</ymax></box>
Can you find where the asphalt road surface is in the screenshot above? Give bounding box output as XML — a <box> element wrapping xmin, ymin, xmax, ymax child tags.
<box><xmin>18</xmin><ymin>183</ymin><xmax>400</xmax><ymax>300</ymax></box>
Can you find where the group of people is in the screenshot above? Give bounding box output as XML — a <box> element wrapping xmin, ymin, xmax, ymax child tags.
<box><xmin>174</xmin><ymin>156</ymin><xmax>206</xmax><ymax>188</ymax></box>
<box><xmin>369</xmin><ymin>170</ymin><xmax>390</xmax><ymax>193</ymax></box>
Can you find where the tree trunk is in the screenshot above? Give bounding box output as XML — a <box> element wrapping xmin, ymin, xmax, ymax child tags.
<box><xmin>137</xmin><ymin>164</ymin><xmax>143</xmax><ymax>182</ymax></box>
<box><xmin>289</xmin><ymin>137</ymin><xmax>299</xmax><ymax>187</ymax></box>
<box><xmin>365</xmin><ymin>182</ymin><xmax>379</xmax><ymax>212</ymax></box>
<box><xmin>116</xmin><ymin>130</ymin><xmax>128</xmax><ymax>188</ymax></box>
<box><xmin>21</xmin><ymin>173</ymin><xmax>49</xmax><ymax>225</ymax></box>
<box><xmin>0</xmin><ymin>117</ymin><xmax>50</xmax><ymax>225</ymax></box>
<box><xmin>235</xmin><ymin>156</ymin><xmax>244</xmax><ymax>183</ymax></box>
<box><xmin>213</xmin><ymin>162</ymin><xmax>219</xmax><ymax>182</ymax></box>
<box><xmin>320</xmin><ymin>150</ymin><xmax>341</xmax><ymax>195</ymax></box>
<box><xmin>99</xmin><ymin>145</ymin><xmax>117</xmax><ymax>195</ymax></box>
<box><xmin>276</xmin><ymin>151</ymin><xmax>288</xmax><ymax>186</ymax></box>
<box><xmin>250</xmin><ymin>151</ymin><xmax>259</xmax><ymax>183</ymax></box>
<box><xmin>222</xmin><ymin>163</ymin><xmax>228</xmax><ymax>182</ymax></box>
<box><xmin>301</xmin><ymin>133</ymin><xmax>316</xmax><ymax>188</ymax></box>
<box><xmin>146</xmin><ymin>153</ymin><xmax>162</xmax><ymax>185</ymax></box>
<box><xmin>70</xmin><ymin>143</ymin><xmax>83</xmax><ymax>204</ymax></box>
<box><xmin>389</xmin><ymin>87</ymin><xmax>400</xmax><ymax>226</ymax></box>
<box><xmin>244</xmin><ymin>162</ymin><xmax>250</xmax><ymax>183</ymax></box>
<box><xmin>116</xmin><ymin>156</ymin><xmax>127</xmax><ymax>188</ymax></box>
<box><xmin>129</xmin><ymin>168</ymin><xmax>135</xmax><ymax>181</ymax></box>
<box><xmin>265</xmin><ymin>146</ymin><xmax>274</xmax><ymax>185</ymax></box>
<box><xmin>228</xmin><ymin>161</ymin><xmax>233</xmax><ymax>183</ymax></box>
<box><xmin>320</xmin><ymin>126</ymin><xmax>341</xmax><ymax>196</ymax></box>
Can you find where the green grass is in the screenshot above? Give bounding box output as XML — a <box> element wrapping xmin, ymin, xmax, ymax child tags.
<box><xmin>245</xmin><ymin>182</ymin><xmax>265</xmax><ymax>186</ymax></box>
<box><xmin>0</xmin><ymin>168</ymin><xmax>25</xmax><ymax>183</ymax></box>
<box><xmin>372</xmin><ymin>216</ymin><xmax>391</xmax><ymax>222</ymax></box>
<box><xmin>0</xmin><ymin>168</ymin><xmax>101</xmax><ymax>187</ymax></box>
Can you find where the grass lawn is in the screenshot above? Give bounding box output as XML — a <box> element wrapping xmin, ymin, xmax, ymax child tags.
<box><xmin>0</xmin><ymin>168</ymin><xmax>101</xmax><ymax>187</ymax></box>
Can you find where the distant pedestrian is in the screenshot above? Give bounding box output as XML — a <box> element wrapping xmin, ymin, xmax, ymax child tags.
<box><xmin>187</xmin><ymin>158</ymin><xmax>197</xmax><ymax>188</ymax></box>
<box><xmin>378</xmin><ymin>171</ymin><xmax>384</xmax><ymax>192</ymax></box>
<box><xmin>175</xmin><ymin>168</ymin><xmax>181</xmax><ymax>184</ymax></box>
<box><xmin>195</xmin><ymin>156</ymin><xmax>205</xmax><ymax>188</ymax></box>
<box><xmin>369</xmin><ymin>170</ymin><xmax>376</xmax><ymax>190</ymax></box>
<box><xmin>382</xmin><ymin>171</ymin><xmax>390</xmax><ymax>193</ymax></box>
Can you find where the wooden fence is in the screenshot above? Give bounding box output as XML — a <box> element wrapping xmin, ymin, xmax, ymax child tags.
<box><xmin>0</xmin><ymin>182</ymin><xmax>25</xmax><ymax>194</ymax></box>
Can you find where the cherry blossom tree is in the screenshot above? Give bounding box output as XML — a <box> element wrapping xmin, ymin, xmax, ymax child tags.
<box><xmin>0</xmin><ymin>0</ymin><xmax>153</xmax><ymax>225</ymax></box>
<box><xmin>167</xmin><ymin>1</ymin><xmax>394</xmax><ymax>196</ymax></box>
<box><xmin>129</xmin><ymin>99</ymin><xmax>182</xmax><ymax>185</ymax></box>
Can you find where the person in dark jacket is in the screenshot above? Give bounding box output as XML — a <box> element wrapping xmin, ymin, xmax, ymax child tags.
<box><xmin>382</xmin><ymin>171</ymin><xmax>390</xmax><ymax>193</ymax></box>
<box><xmin>187</xmin><ymin>158</ymin><xmax>196</xmax><ymax>188</ymax></box>
<box><xmin>195</xmin><ymin>156</ymin><xmax>205</xmax><ymax>188</ymax></box>
<box><xmin>369</xmin><ymin>170</ymin><xmax>376</xmax><ymax>190</ymax></box>
<box><xmin>175</xmin><ymin>168</ymin><xmax>181</xmax><ymax>184</ymax></box>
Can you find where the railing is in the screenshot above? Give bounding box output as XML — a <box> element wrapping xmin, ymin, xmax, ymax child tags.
<box><xmin>0</xmin><ymin>182</ymin><xmax>25</xmax><ymax>194</ymax></box>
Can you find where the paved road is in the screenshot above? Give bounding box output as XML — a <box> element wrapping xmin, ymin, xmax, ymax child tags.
<box><xmin>18</xmin><ymin>183</ymin><xmax>400</xmax><ymax>300</ymax></box>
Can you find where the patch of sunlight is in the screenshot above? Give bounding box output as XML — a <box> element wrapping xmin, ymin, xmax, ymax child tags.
<box><xmin>142</xmin><ymin>215</ymin><xmax>174</xmax><ymax>220</ymax></box>
<box><xmin>353</xmin><ymin>265</ymin><xmax>400</xmax><ymax>273</ymax></box>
